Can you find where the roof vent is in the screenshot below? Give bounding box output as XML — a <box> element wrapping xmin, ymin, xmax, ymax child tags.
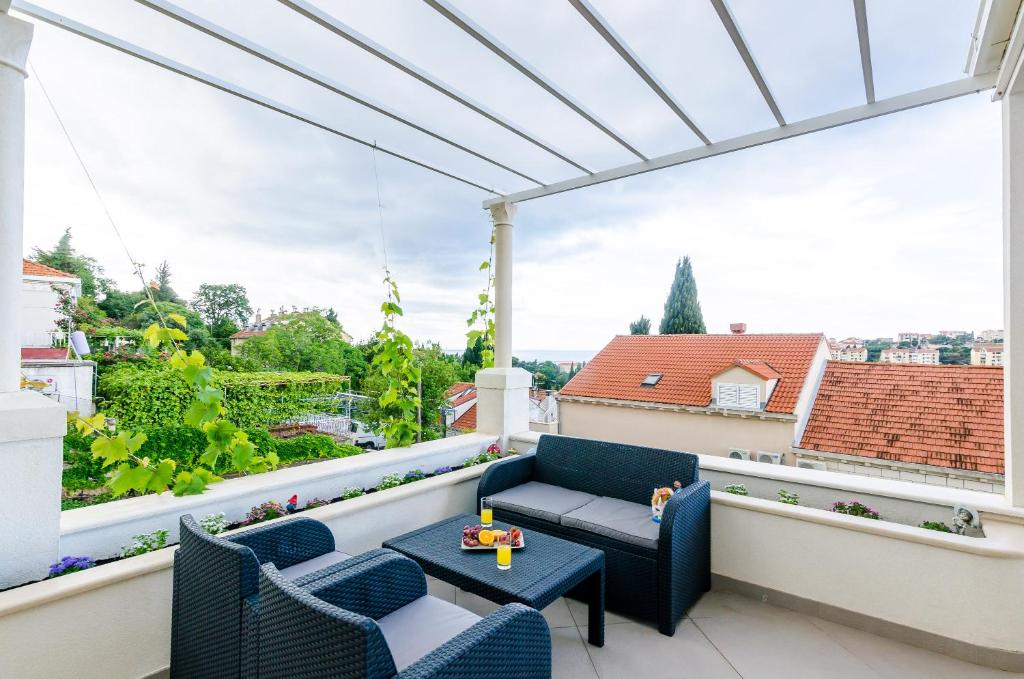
<box><xmin>641</xmin><ymin>373</ymin><xmax>663</xmax><ymax>387</ymax></box>
<box><xmin>730</xmin><ymin>323</ymin><xmax>746</xmax><ymax>335</ymax></box>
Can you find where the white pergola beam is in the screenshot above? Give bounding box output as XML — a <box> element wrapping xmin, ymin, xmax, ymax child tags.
<box><xmin>12</xmin><ymin>2</ymin><xmax>502</xmax><ymax>194</ymax></box>
<box><xmin>423</xmin><ymin>0</ymin><xmax>646</xmax><ymax>161</ymax></box>
<box><xmin>709</xmin><ymin>0</ymin><xmax>786</xmax><ymax>127</ymax></box>
<box><xmin>567</xmin><ymin>0</ymin><xmax>710</xmax><ymax>145</ymax></box>
<box><xmin>277</xmin><ymin>0</ymin><xmax>593</xmax><ymax>175</ymax></box>
<box><xmin>853</xmin><ymin>0</ymin><xmax>876</xmax><ymax>104</ymax></box>
<box><xmin>484</xmin><ymin>74</ymin><xmax>996</xmax><ymax>207</ymax></box>
<box><xmin>134</xmin><ymin>0</ymin><xmax>544</xmax><ymax>186</ymax></box>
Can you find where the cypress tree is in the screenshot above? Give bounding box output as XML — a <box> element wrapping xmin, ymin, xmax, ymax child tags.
<box><xmin>629</xmin><ymin>316</ymin><xmax>651</xmax><ymax>335</ymax></box>
<box><xmin>658</xmin><ymin>256</ymin><xmax>706</xmax><ymax>335</ymax></box>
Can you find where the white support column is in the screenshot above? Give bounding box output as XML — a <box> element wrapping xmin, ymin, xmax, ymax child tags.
<box><xmin>491</xmin><ymin>201</ymin><xmax>514</xmax><ymax>369</ymax></box>
<box><xmin>0</xmin><ymin>5</ymin><xmax>66</xmax><ymax>588</ymax></box>
<box><xmin>475</xmin><ymin>201</ymin><xmax>531</xmax><ymax>448</ymax></box>
<box><xmin>1004</xmin><ymin>35</ymin><xmax>1024</xmax><ymax>507</ymax></box>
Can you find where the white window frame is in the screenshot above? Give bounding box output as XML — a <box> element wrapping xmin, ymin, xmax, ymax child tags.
<box><xmin>717</xmin><ymin>382</ymin><xmax>761</xmax><ymax>410</ymax></box>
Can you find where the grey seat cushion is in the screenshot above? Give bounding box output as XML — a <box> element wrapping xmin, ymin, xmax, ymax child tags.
<box><xmin>561</xmin><ymin>497</ymin><xmax>660</xmax><ymax>551</ymax></box>
<box><xmin>277</xmin><ymin>550</ymin><xmax>351</xmax><ymax>580</ymax></box>
<box><xmin>488</xmin><ymin>481</ymin><xmax>598</xmax><ymax>523</ymax></box>
<box><xmin>377</xmin><ymin>595</ymin><xmax>482</xmax><ymax>671</ymax></box>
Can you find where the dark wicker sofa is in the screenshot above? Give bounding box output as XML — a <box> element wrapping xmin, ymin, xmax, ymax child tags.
<box><xmin>171</xmin><ymin>513</ymin><xmax>389</xmax><ymax>678</ymax></box>
<box><xmin>477</xmin><ymin>434</ymin><xmax>710</xmax><ymax>635</ymax></box>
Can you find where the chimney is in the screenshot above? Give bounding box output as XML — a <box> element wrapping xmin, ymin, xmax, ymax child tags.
<box><xmin>730</xmin><ymin>323</ymin><xmax>746</xmax><ymax>335</ymax></box>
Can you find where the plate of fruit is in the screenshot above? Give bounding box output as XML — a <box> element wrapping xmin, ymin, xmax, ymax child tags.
<box><xmin>461</xmin><ymin>524</ymin><xmax>524</xmax><ymax>550</ymax></box>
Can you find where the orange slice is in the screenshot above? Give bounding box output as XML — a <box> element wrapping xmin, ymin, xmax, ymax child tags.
<box><xmin>477</xmin><ymin>529</ymin><xmax>495</xmax><ymax>546</ymax></box>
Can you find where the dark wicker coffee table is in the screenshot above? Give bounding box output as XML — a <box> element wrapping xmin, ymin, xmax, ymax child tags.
<box><xmin>383</xmin><ymin>513</ymin><xmax>606</xmax><ymax>646</ymax></box>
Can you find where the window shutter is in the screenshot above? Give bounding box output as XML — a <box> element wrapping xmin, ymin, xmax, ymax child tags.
<box><xmin>717</xmin><ymin>383</ymin><xmax>760</xmax><ymax>410</ymax></box>
<box><xmin>738</xmin><ymin>384</ymin><xmax>759</xmax><ymax>410</ymax></box>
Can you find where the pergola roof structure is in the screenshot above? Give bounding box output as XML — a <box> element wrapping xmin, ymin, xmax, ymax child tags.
<box><xmin>10</xmin><ymin>0</ymin><xmax>1020</xmax><ymax>208</ymax></box>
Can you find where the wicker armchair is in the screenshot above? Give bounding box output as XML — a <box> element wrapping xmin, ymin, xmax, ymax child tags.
<box><xmin>477</xmin><ymin>434</ymin><xmax>710</xmax><ymax>635</ymax></box>
<box><xmin>171</xmin><ymin>513</ymin><xmax>386</xmax><ymax>678</ymax></box>
<box><xmin>257</xmin><ymin>550</ymin><xmax>552</xmax><ymax>678</ymax></box>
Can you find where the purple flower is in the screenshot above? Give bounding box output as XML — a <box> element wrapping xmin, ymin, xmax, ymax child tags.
<box><xmin>48</xmin><ymin>555</ymin><xmax>96</xmax><ymax>578</ymax></box>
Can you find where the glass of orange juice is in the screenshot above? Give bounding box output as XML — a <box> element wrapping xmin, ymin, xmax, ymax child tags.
<box><xmin>496</xmin><ymin>530</ymin><xmax>512</xmax><ymax>570</ymax></box>
<box><xmin>480</xmin><ymin>497</ymin><xmax>493</xmax><ymax>527</ymax></box>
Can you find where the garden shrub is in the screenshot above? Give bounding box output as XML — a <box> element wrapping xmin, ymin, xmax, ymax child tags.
<box><xmin>245</xmin><ymin>501</ymin><xmax>287</xmax><ymax>525</ymax></box>
<box><xmin>275</xmin><ymin>434</ymin><xmax>360</xmax><ymax>463</ymax></box>
<box><xmin>920</xmin><ymin>520</ymin><xmax>953</xmax><ymax>532</ymax></box>
<box><xmin>304</xmin><ymin>498</ymin><xmax>330</xmax><ymax>510</ymax></box>
<box><xmin>99</xmin><ymin>366</ymin><xmax>347</xmax><ymax>428</ymax></box>
<box><xmin>403</xmin><ymin>469</ymin><xmax>426</xmax><ymax>483</ymax></box>
<box><xmin>341</xmin><ymin>486</ymin><xmax>365</xmax><ymax>500</ymax></box>
<box><xmin>200</xmin><ymin>513</ymin><xmax>228</xmax><ymax>535</ymax></box>
<box><xmin>723</xmin><ymin>484</ymin><xmax>748</xmax><ymax>496</ymax></box>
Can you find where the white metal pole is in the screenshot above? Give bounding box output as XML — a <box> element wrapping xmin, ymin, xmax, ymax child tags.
<box><xmin>0</xmin><ymin>5</ymin><xmax>32</xmax><ymax>394</ymax></box>
<box><xmin>489</xmin><ymin>201</ymin><xmax>516</xmax><ymax>370</ymax></box>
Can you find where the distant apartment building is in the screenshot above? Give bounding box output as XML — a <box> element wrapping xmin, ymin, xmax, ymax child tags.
<box><xmin>794</xmin><ymin>362</ymin><xmax>1004</xmax><ymax>492</ymax></box>
<box><xmin>879</xmin><ymin>347</ymin><xmax>940</xmax><ymax>364</ymax></box>
<box><xmin>897</xmin><ymin>332</ymin><xmax>932</xmax><ymax>344</ymax></box>
<box><xmin>938</xmin><ymin>329</ymin><xmax>971</xmax><ymax>338</ymax></box>
<box><xmin>979</xmin><ymin>329</ymin><xmax>1005</xmax><ymax>342</ymax></box>
<box><xmin>837</xmin><ymin>337</ymin><xmax>864</xmax><ymax>348</ymax></box>
<box><xmin>529</xmin><ymin>388</ymin><xmax>559</xmax><ymax>434</ymax></box>
<box><xmin>972</xmin><ymin>343</ymin><xmax>1005</xmax><ymax>366</ymax></box>
<box><xmin>558</xmin><ymin>332</ymin><xmax>830</xmax><ymax>465</ymax></box>
<box><xmin>828</xmin><ymin>341</ymin><xmax>868</xmax><ymax>362</ymax></box>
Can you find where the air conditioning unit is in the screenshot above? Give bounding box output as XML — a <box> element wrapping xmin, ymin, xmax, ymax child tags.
<box><xmin>756</xmin><ymin>451</ymin><xmax>782</xmax><ymax>465</ymax></box>
<box><xmin>728</xmin><ymin>448</ymin><xmax>751</xmax><ymax>461</ymax></box>
<box><xmin>797</xmin><ymin>460</ymin><xmax>827</xmax><ymax>471</ymax></box>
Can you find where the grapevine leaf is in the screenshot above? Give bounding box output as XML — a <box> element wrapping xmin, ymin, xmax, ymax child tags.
<box><xmin>479</xmin><ymin>261</ymin><xmax>490</xmax><ymax>270</ymax></box>
<box><xmin>184</xmin><ymin>400</ymin><xmax>220</xmax><ymax>428</ymax></box>
<box><xmin>108</xmin><ymin>463</ymin><xmax>153</xmax><ymax>495</ymax></box>
<box><xmin>125</xmin><ymin>431</ymin><xmax>148</xmax><ymax>453</ymax></box>
<box><xmin>167</xmin><ymin>313</ymin><xmax>187</xmax><ymax>328</ymax></box>
<box><xmin>146</xmin><ymin>459</ymin><xmax>176</xmax><ymax>493</ymax></box>
<box><xmin>91</xmin><ymin>434</ymin><xmax>129</xmax><ymax>467</ymax></box>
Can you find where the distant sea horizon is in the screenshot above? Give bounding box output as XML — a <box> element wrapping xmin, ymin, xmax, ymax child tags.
<box><xmin>444</xmin><ymin>348</ymin><xmax>599</xmax><ymax>363</ymax></box>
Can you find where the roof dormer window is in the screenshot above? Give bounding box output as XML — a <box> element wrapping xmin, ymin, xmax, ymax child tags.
<box><xmin>641</xmin><ymin>373</ymin><xmax>662</xmax><ymax>387</ymax></box>
<box><xmin>717</xmin><ymin>383</ymin><xmax>760</xmax><ymax>410</ymax></box>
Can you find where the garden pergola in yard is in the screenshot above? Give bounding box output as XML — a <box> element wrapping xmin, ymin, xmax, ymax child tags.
<box><xmin>1</xmin><ymin>0</ymin><xmax>1023</xmax><ymax>582</ymax></box>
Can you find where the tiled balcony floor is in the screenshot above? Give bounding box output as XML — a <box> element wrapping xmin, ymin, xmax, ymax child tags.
<box><xmin>428</xmin><ymin>579</ymin><xmax>1021</xmax><ymax>679</ymax></box>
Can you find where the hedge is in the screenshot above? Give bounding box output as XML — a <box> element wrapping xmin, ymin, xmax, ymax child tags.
<box><xmin>98</xmin><ymin>366</ymin><xmax>348</xmax><ymax>428</ymax></box>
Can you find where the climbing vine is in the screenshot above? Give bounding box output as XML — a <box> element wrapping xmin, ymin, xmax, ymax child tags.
<box><xmin>71</xmin><ymin>276</ymin><xmax>278</xmax><ymax>496</ymax></box>
<box><xmin>371</xmin><ymin>271</ymin><xmax>422</xmax><ymax>448</ymax></box>
<box><xmin>465</xmin><ymin>225</ymin><xmax>496</xmax><ymax>368</ymax></box>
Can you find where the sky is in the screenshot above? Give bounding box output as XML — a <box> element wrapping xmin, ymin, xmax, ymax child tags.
<box><xmin>17</xmin><ymin>0</ymin><xmax>1001</xmax><ymax>355</ymax></box>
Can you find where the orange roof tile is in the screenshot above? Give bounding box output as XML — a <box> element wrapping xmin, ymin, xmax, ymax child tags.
<box><xmin>22</xmin><ymin>259</ymin><xmax>77</xmax><ymax>279</ymax></box>
<box><xmin>560</xmin><ymin>334</ymin><xmax>824</xmax><ymax>414</ymax></box>
<box><xmin>453</xmin><ymin>404</ymin><xmax>476</xmax><ymax>431</ymax></box>
<box><xmin>723</xmin><ymin>359</ymin><xmax>782</xmax><ymax>381</ymax></box>
<box><xmin>799</xmin><ymin>362</ymin><xmax>1004</xmax><ymax>474</ymax></box>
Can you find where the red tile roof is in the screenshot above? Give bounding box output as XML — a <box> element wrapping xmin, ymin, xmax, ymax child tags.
<box><xmin>453</xmin><ymin>404</ymin><xmax>476</xmax><ymax>431</ymax></box>
<box><xmin>717</xmin><ymin>359</ymin><xmax>782</xmax><ymax>381</ymax></box>
<box><xmin>22</xmin><ymin>259</ymin><xmax>77</xmax><ymax>279</ymax></box>
<box><xmin>21</xmin><ymin>347</ymin><xmax>69</xmax><ymax>360</ymax></box>
<box><xmin>230</xmin><ymin>330</ymin><xmax>266</xmax><ymax>340</ymax></box>
<box><xmin>447</xmin><ymin>382</ymin><xmax>475</xmax><ymax>397</ymax></box>
<box><xmin>560</xmin><ymin>334</ymin><xmax>824</xmax><ymax>414</ymax></box>
<box><xmin>798</xmin><ymin>362</ymin><xmax>1004</xmax><ymax>474</ymax></box>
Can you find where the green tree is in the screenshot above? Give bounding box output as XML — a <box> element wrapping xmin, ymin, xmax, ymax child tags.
<box><xmin>659</xmin><ymin>256</ymin><xmax>706</xmax><ymax>335</ymax></box>
<box><xmin>190</xmin><ymin>283</ymin><xmax>253</xmax><ymax>328</ymax></box>
<box><xmin>238</xmin><ymin>311</ymin><xmax>368</xmax><ymax>385</ymax></box>
<box><xmin>31</xmin><ymin>227</ymin><xmax>109</xmax><ymax>296</ymax></box>
<box><xmin>126</xmin><ymin>301</ymin><xmax>211</xmax><ymax>351</ymax></box>
<box><xmin>97</xmin><ymin>288</ymin><xmax>146</xmax><ymax>321</ymax></box>
<box><xmin>629</xmin><ymin>316</ymin><xmax>651</xmax><ymax>335</ymax></box>
<box><xmin>152</xmin><ymin>260</ymin><xmax>183</xmax><ymax>304</ymax></box>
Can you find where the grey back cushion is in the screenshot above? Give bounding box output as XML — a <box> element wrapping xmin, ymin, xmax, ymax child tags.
<box><xmin>488</xmin><ymin>481</ymin><xmax>598</xmax><ymax>523</ymax></box>
<box><xmin>377</xmin><ymin>595</ymin><xmax>481</xmax><ymax>671</ymax></box>
<box><xmin>276</xmin><ymin>550</ymin><xmax>351</xmax><ymax>580</ymax></box>
<box><xmin>561</xmin><ymin>496</ymin><xmax>660</xmax><ymax>551</ymax></box>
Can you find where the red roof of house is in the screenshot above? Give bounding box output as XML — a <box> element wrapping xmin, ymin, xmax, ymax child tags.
<box><xmin>453</xmin><ymin>404</ymin><xmax>476</xmax><ymax>431</ymax></box>
<box><xmin>798</xmin><ymin>362</ymin><xmax>1004</xmax><ymax>474</ymax></box>
<box><xmin>447</xmin><ymin>382</ymin><xmax>475</xmax><ymax>397</ymax></box>
<box><xmin>21</xmin><ymin>347</ymin><xmax>69</xmax><ymax>360</ymax></box>
<box><xmin>22</xmin><ymin>259</ymin><xmax>77</xmax><ymax>279</ymax></box>
<box><xmin>716</xmin><ymin>359</ymin><xmax>782</xmax><ymax>381</ymax></box>
<box><xmin>230</xmin><ymin>330</ymin><xmax>266</xmax><ymax>340</ymax></box>
<box><xmin>560</xmin><ymin>334</ymin><xmax>824</xmax><ymax>414</ymax></box>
